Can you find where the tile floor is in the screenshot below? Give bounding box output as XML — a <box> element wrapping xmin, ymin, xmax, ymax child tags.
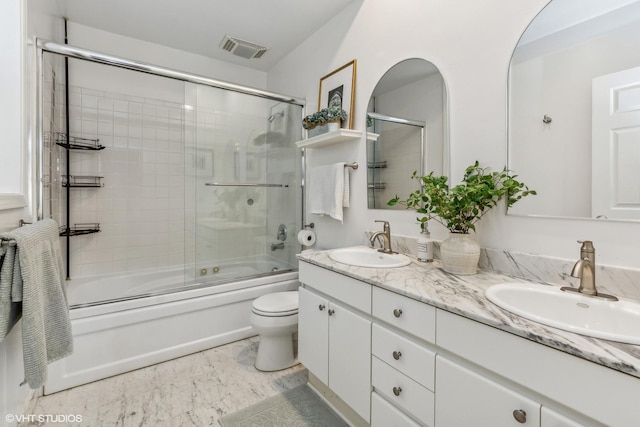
<box><xmin>20</xmin><ymin>337</ymin><xmax>308</xmax><ymax>426</ymax></box>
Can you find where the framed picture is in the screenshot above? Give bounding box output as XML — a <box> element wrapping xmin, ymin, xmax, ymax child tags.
<box><xmin>318</xmin><ymin>59</ymin><xmax>357</xmax><ymax>129</ymax></box>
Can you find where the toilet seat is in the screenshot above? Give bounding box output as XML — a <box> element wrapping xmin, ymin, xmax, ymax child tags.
<box><xmin>251</xmin><ymin>291</ymin><xmax>299</xmax><ymax>317</ymax></box>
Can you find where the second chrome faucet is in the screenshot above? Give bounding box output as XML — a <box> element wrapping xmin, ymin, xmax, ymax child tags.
<box><xmin>560</xmin><ymin>240</ymin><xmax>618</xmax><ymax>301</ymax></box>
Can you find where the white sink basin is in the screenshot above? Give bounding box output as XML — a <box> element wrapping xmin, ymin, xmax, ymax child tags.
<box><xmin>329</xmin><ymin>246</ymin><xmax>411</xmax><ymax>268</ymax></box>
<box><xmin>485</xmin><ymin>283</ymin><xmax>640</xmax><ymax>345</ymax></box>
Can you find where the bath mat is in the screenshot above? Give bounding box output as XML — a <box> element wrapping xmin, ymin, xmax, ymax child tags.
<box><xmin>219</xmin><ymin>384</ymin><xmax>348</xmax><ymax>427</ymax></box>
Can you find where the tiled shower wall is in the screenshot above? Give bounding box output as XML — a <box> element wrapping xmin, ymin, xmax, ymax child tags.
<box><xmin>41</xmin><ymin>53</ymin><xmax>65</xmax><ymax>227</ymax></box>
<box><xmin>65</xmin><ymin>86</ymin><xmax>187</xmax><ymax>278</ymax></box>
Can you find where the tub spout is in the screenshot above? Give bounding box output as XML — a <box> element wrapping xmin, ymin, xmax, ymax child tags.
<box><xmin>271</xmin><ymin>242</ymin><xmax>285</xmax><ymax>251</ymax></box>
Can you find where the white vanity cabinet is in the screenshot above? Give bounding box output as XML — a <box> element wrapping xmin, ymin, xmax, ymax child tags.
<box><xmin>371</xmin><ymin>287</ymin><xmax>437</xmax><ymax>426</ymax></box>
<box><xmin>298</xmin><ymin>262</ymin><xmax>372</xmax><ymax>423</ymax></box>
<box><xmin>436</xmin><ymin>355</ymin><xmax>541</xmax><ymax>426</ymax></box>
<box><xmin>297</xmin><ymin>257</ymin><xmax>640</xmax><ymax>427</ymax></box>
<box><xmin>540</xmin><ymin>407</ymin><xmax>586</xmax><ymax>427</ymax></box>
<box><xmin>436</xmin><ymin>309</ymin><xmax>640</xmax><ymax>426</ymax></box>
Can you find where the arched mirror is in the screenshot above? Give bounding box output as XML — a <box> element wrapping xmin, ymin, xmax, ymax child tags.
<box><xmin>508</xmin><ymin>0</ymin><xmax>640</xmax><ymax>221</ymax></box>
<box><xmin>366</xmin><ymin>58</ymin><xmax>448</xmax><ymax>209</ymax></box>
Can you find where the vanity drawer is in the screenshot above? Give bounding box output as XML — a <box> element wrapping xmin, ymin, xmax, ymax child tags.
<box><xmin>299</xmin><ymin>261</ymin><xmax>371</xmax><ymax>314</ymax></box>
<box><xmin>372</xmin><ymin>323</ymin><xmax>435</xmax><ymax>390</ymax></box>
<box><xmin>371</xmin><ymin>392</ymin><xmax>421</xmax><ymax>427</ymax></box>
<box><xmin>372</xmin><ymin>286</ymin><xmax>436</xmax><ymax>343</ymax></box>
<box><xmin>372</xmin><ymin>356</ymin><xmax>435</xmax><ymax>426</ymax></box>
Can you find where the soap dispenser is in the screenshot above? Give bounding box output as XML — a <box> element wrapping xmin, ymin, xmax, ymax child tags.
<box><xmin>417</xmin><ymin>225</ymin><xmax>433</xmax><ymax>263</ymax></box>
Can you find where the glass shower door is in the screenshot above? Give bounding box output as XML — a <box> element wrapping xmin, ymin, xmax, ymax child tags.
<box><xmin>185</xmin><ymin>83</ymin><xmax>302</xmax><ymax>284</ymax></box>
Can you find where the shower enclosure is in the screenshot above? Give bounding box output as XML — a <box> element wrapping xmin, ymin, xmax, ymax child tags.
<box><xmin>38</xmin><ymin>41</ymin><xmax>303</xmax><ymax>307</ymax></box>
<box><xmin>38</xmin><ymin>40</ymin><xmax>305</xmax><ymax>393</ymax></box>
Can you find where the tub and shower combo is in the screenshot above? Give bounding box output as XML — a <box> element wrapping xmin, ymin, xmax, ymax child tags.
<box><xmin>37</xmin><ymin>40</ymin><xmax>304</xmax><ymax>394</ymax></box>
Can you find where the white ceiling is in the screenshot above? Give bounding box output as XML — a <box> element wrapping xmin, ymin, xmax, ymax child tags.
<box><xmin>58</xmin><ymin>0</ymin><xmax>357</xmax><ymax>72</ymax></box>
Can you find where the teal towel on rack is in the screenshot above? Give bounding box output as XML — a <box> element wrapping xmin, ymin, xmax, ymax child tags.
<box><xmin>0</xmin><ymin>219</ymin><xmax>73</xmax><ymax>389</ymax></box>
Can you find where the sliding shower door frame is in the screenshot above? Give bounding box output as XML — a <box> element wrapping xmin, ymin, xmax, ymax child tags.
<box><xmin>35</xmin><ymin>38</ymin><xmax>307</xmax><ymax>242</ymax></box>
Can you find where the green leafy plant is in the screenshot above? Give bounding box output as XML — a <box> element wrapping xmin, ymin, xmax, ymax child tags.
<box><xmin>388</xmin><ymin>161</ymin><xmax>536</xmax><ymax>234</ymax></box>
<box><xmin>302</xmin><ymin>106</ymin><xmax>347</xmax><ymax>129</ymax></box>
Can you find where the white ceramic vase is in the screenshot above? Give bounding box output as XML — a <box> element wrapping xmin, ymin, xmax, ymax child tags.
<box><xmin>440</xmin><ymin>232</ymin><xmax>480</xmax><ymax>275</ymax></box>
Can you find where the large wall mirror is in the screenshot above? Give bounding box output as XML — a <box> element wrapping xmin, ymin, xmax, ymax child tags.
<box><xmin>366</xmin><ymin>58</ymin><xmax>448</xmax><ymax>209</ymax></box>
<box><xmin>508</xmin><ymin>0</ymin><xmax>640</xmax><ymax>221</ymax></box>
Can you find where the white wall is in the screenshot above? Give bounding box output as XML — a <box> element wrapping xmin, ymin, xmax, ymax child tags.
<box><xmin>0</xmin><ymin>0</ymin><xmax>28</xmax><ymax>230</ymax></box>
<box><xmin>267</xmin><ymin>0</ymin><xmax>640</xmax><ymax>270</ymax></box>
<box><xmin>1</xmin><ymin>0</ymin><xmax>64</xmax><ymax>423</ymax></box>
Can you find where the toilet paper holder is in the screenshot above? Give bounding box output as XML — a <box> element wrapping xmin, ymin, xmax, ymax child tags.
<box><xmin>303</xmin><ymin>223</ymin><xmax>315</xmax><ymax>229</ymax></box>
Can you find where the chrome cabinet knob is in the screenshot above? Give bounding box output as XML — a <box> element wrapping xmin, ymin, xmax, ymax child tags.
<box><xmin>392</xmin><ymin>386</ymin><xmax>402</xmax><ymax>396</ymax></box>
<box><xmin>513</xmin><ymin>409</ymin><xmax>527</xmax><ymax>423</ymax></box>
<box><xmin>328</xmin><ymin>309</ymin><xmax>335</xmax><ymax>316</ymax></box>
<box><xmin>318</xmin><ymin>304</ymin><xmax>325</xmax><ymax>311</ymax></box>
<box><xmin>392</xmin><ymin>351</ymin><xmax>402</xmax><ymax>360</ymax></box>
<box><xmin>393</xmin><ymin>308</ymin><xmax>403</xmax><ymax>318</ymax></box>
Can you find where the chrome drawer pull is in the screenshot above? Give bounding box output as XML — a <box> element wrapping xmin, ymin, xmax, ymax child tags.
<box><xmin>393</xmin><ymin>308</ymin><xmax>403</xmax><ymax>318</ymax></box>
<box><xmin>328</xmin><ymin>309</ymin><xmax>335</xmax><ymax>316</ymax></box>
<box><xmin>318</xmin><ymin>304</ymin><xmax>325</xmax><ymax>311</ymax></box>
<box><xmin>392</xmin><ymin>386</ymin><xmax>402</xmax><ymax>396</ymax></box>
<box><xmin>513</xmin><ymin>409</ymin><xmax>527</xmax><ymax>423</ymax></box>
<box><xmin>392</xmin><ymin>351</ymin><xmax>402</xmax><ymax>360</ymax></box>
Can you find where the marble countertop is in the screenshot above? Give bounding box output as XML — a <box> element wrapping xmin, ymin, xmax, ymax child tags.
<box><xmin>298</xmin><ymin>248</ymin><xmax>640</xmax><ymax>379</ymax></box>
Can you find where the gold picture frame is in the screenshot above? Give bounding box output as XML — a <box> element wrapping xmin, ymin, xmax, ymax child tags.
<box><xmin>318</xmin><ymin>59</ymin><xmax>357</xmax><ymax>129</ymax></box>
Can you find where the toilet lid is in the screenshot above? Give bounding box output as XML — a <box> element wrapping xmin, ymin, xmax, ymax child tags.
<box><xmin>252</xmin><ymin>291</ymin><xmax>298</xmax><ymax>315</ymax></box>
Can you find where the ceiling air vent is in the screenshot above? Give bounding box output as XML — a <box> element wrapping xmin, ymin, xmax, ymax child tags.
<box><xmin>219</xmin><ymin>35</ymin><xmax>269</xmax><ymax>59</ymax></box>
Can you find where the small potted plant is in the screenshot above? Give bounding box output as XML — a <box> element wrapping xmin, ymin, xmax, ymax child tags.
<box><xmin>303</xmin><ymin>106</ymin><xmax>348</xmax><ymax>137</ymax></box>
<box><xmin>388</xmin><ymin>161</ymin><xmax>535</xmax><ymax>275</ymax></box>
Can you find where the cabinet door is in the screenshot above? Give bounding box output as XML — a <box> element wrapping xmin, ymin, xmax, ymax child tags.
<box><xmin>372</xmin><ymin>392</ymin><xmax>421</xmax><ymax>427</ymax></box>
<box><xmin>436</xmin><ymin>356</ymin><xmax>541</xmax><ymax>427</ymax></box>
<box><xmin>541</xmin><ymin>407</ymin><xmax>585</xmax><ymax>427</ymax></box>
<box><xmin>328</xmin><ymin>300</ymin><xmax>372</xmax><ymax>423</ymax></box>
<box><xmin>298</xmin><ymin>287</ymin><xmax>329</xmax><ymax>384</ymax></box>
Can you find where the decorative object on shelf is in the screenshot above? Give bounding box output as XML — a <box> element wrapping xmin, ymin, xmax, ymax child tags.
<box><xmin>303</xmin><ymin>106</ymin><xmax>348</xmax><ymax>137</ymax></box>
<box><xmin>318</xmin><ymin>59</ymin><xmax>356</xmax><ymax>129</ymax></box>
<box><xmin>389</xmin><ymin>161</ymin><xmax>535</xmax><ymax>275</ymax></box>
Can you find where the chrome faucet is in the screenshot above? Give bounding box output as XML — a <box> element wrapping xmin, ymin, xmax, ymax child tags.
<box><xmin>369</xmin><ymin>220</ymin><xmax>394</xmax><ymax>254</ymax></box>
<box><xmin>560</xmin><ymin>240</ymin><xmax>618</xmax><ymax>301</ymax></box>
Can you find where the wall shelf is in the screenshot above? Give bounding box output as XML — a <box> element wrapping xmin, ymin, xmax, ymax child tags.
<box><xmin>55</xmin><ymin>133</ymin><xmax>105</xmax><ymax>150</ymax></box>
<box><xmin>59</xmin><ymin>223</ymin><xmax>101</xmax><ymax>237</ymax></box>
<box><xmin>296</xmin><ymin>129</ymin><xmax>378</xmax><ymax>149</ymax></box>
<box><xmin>62</xmin><ymin>175</ymin><xmax>104</xmax><ymax>188</ymax></box>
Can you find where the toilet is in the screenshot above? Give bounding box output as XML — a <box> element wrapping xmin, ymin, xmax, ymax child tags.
<box><xmin>250</xmin><ymin>290</ymin><xmax>299</xmax><ymax>371</ymax></box>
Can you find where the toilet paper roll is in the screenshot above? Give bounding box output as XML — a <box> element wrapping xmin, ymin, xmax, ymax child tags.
<box><xmin>297</xmin><ymin>230</ymin><xmax>316</xmax><ymax>247</ymax></box>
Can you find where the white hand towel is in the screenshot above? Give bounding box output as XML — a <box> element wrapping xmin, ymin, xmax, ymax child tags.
<box><xmin>309</xmin><ymin>163</ymin><xmax>349</xmax><ymax>222</ymax></box>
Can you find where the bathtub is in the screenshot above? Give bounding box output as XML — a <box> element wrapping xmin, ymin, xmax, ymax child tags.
<box><xmin>45</xmin><ymin>258</ymin><xmax>299</xmax><ymax>394</ymax></box>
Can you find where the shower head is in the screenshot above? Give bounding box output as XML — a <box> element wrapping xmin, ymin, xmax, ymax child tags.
<box><xmin>268</xmin><ymin>111</ymin><xmax>285</xmax><ymax>122</ymax></box>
